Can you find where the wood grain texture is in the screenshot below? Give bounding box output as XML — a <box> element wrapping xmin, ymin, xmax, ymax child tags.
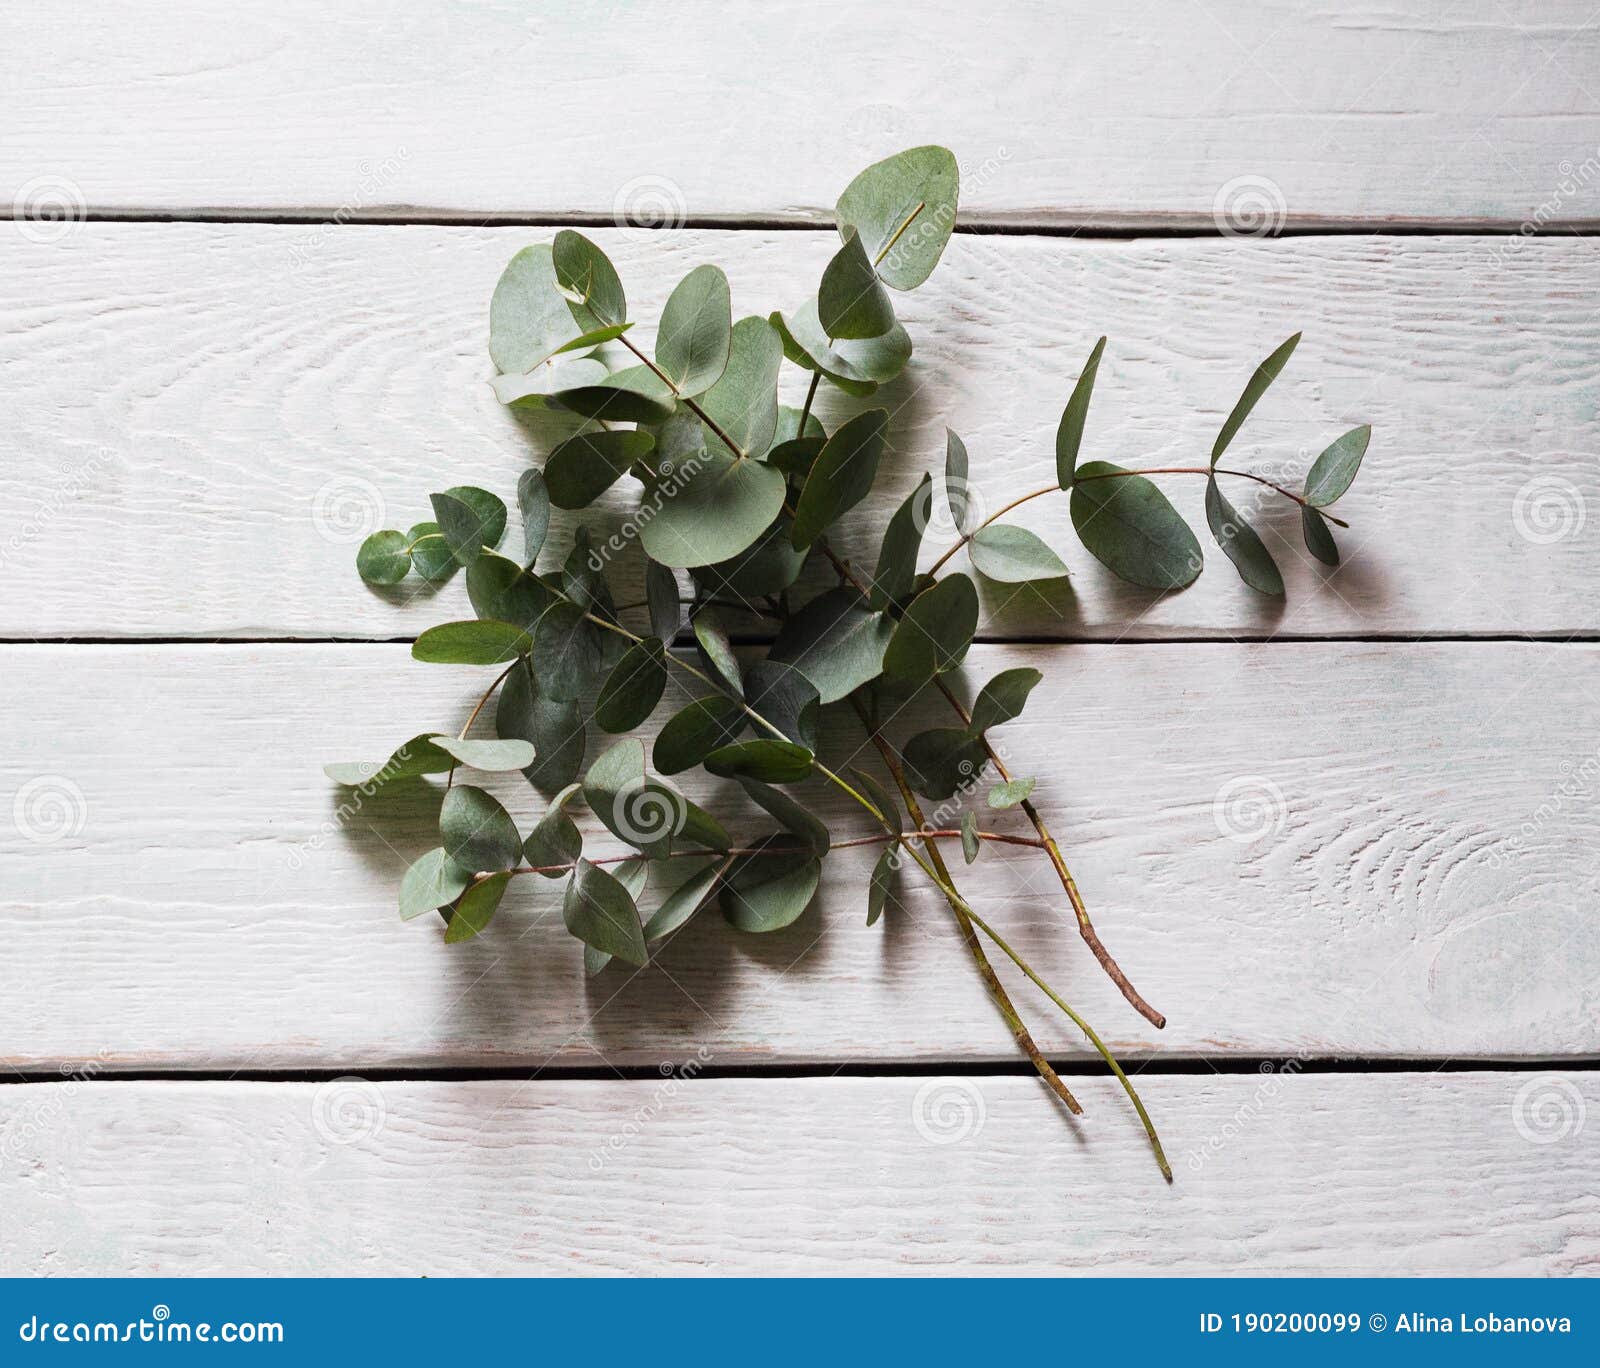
<box><xmin>1</xmin><ymin>1073</ymin><xmax>1595</xmax><ymax>1274</ymax></box>
<box><xmin>3</xmin><ymin>640</ymin><xmax>1594</xmax><ymax>1070</ymax></box>
<box><xmin>4</xmin><ymin>1</ymin><xmax>1599</xmax><ymax>227</ymax></box>
<box><xmin>4</xmin><ymin>225</ymin><xmax>1597</xmax><ymax>639</ymax></box>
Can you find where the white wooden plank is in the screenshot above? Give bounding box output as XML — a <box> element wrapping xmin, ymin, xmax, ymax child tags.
<box><xmin>1</xmin><ymin>1072</ymin><xmax>1594</xmax><ymax>1274</ymax></box>
<box><xmin>2</xmin><ymin>640</ymin><xmax>1594</xmax><ymax>1069</ymax></box>
<box><xmin>4</xmin><ymin>1</ymin><xmax>1599</xmax><ymax>226</ymax></box>
<box><xmin>4</xmin><ymin>225</ymin><xmax>1597</xmax><ymax>639</ymax></box>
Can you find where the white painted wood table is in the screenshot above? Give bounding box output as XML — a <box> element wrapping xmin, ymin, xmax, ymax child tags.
<box><xmin>3</xmin><ymin>1</ymin><xmax>1598</xmax><ymax>1276</ymax></box>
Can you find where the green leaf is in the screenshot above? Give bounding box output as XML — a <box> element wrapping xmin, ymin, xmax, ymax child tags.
<box><xmin>1070</xmin><ymin>463</ymin><xmax>1203</xmax><ymax>591</ymax></box>
<box><xmin>544</xmin><ymin>429</ymin><xmax>655</xmax><ymax>509</ymax></box>
<box><xmin>1303</xmin><ymin>425</ymin><xmax>1371</xmax><ymax>507</ymax></box>
<box><xmin>638</xmin><ymin>447</ymin><xmax>787</xmax><ymax>569</ymax></box>
<box><xmin>656</xmin><ymin>263</ymin><xmax>732</xmax><ymax>396</ymax></box>
<box><xmin>517</xmin><ymin>469</ymin><xmax>551</xmax><ymax>568</ymax></box>
<box><xmin>988</xmin><ymin>776</ymin><xmax>1036</xmax><ymax>809</ymax></box>
<box><xmin>530</xmin><ymin>600</ymin><xmax>604</xmax><ymax>700</ymax></box>
<box><xmin>691</xmin><ymin>516</ymin><xmax>806</xmax><ymax>598</ymax></box>
<box><xmin>703</xmin><ymin>739</ymin><xmax>814</xmax><ymax>784</ymax></box>
<box><xmin>324</xmin><ymin>733</ymin><xmax>454</xmax><ymax>788</ymax></box>
<box><xmin>492</xmin><ymin>356</ymin><xmax>608</xmax><ymax>409</ymax></box>
<box><xmin>968</xmin><ymin>525</ymin><xmax>1069</xmax><ymax>583</ymax></box>
<box><xmin>871</xmin><ymin>473</ymin><xmax>931</xmax><ymax>609</ymax></box>
<box><xmin>552</xmin><ymin>229</ymin><xmax>626</xmax><ymax>330</ymax></box>
<box><xmin>644</xmin><ymin>859</ymin><xmax>725</xmax><ymax>942</ymax></box>
<box><xmin>433</xmin><ymin>736</ymin><xmax>537</xmax><ymax>772</ymax></box>
<box><xmin>440</xmin><ymin>785</ymin><xmax>522</xmax><ymax>873</ymax></box>
<box><xmin>738</xmin><ymin>777</ymin><xmax>828</xmax><ymax>856</ymax></box>
<box><xmin>444</xmin><ymin>871</ymin><xmax>512</xmax><ymax>944</ymax></box>
<box><xmin>1205</xmin><ymin>477</ymin><xmax>1284</xmax><ymax>596</ymax></box>
<box><xmin>720</xmin><ymin>837</ymin><xmax>821</xmax><ymax>933</ymax></box>
<box><xmin>430</xmin><ymin>486</ymin><xmax>507</xmax><ymax>568</ymax></box>
<box><xmin>560</xmin><ymin>527</ymin><xmax>613</xmax><ymax>615</ymax></box>
<box><xmin>584</xmin><ymin>739</ymin><xmax>682</xmax><ymax>860</ymax></box>
<box><xmin>770</xmin><ymin>302</ymin><xmax>911</xmax><ymax>394</ymax></box>
<box><xmin>1213</xmin><ymin>332</ymin><xmax>1300</xmax><ymax>466</ymax></box>
<box><xmin>412</xmin><ymin>619</ymin><xmax>532</xmax><ymax>665</ymax></box>
<box><xmin>523</xmin><ymin>793</ymin><xmax>582</xmax><ymax>877</ymax></box>
<box><xmin>550</xmin><ymin>381</ymin><xmax>675</xmax><ymax>425</ymax></box>
<box><xmin>678</xmin><ymin>799</ymin><xmax>732</xmax><ymax>853</ymax></box>
<box><xmin>969</xmin><ymin>667</ymin><xmax>1043</xmax><ymax>736</ymax></box>
<box><xmin>1056</xmin><ymin>336</ymin><xmax>1106</xmax><ymax>491</ymax></box>
<box><xmin>549</xmin><ymin>322</ymin><xmax>633</xmax><ymax>356</ymax></box>
<box><xmin>866</xmin><ymin>847</ymin><xmax>896</xmax><ymax>926</ymax></box>
<box><xmin>774</xmin><ymin>405</ymin><xmax>826</xmax><ymax>445</ymax></box>
<box><xmin>497</xmin><ymin>659</ymin><xmax>585</xmax><ymax>793</ymax></box>
<box><xmin>406</xmin><ymin>524</ymin><xmax>458</xmax><ymax>583</ymax></box>
<box><xmin>1302</xmin><ymin>505</ymin><xmax>1340</xmax><ymax>566</ymax></box>
<box><xmin>960</xmin><ymin>811</ymin><xmax>980</xmax><ymax>865</ymax></box>
<box><xmin>594</xmin><ymin>636</ymin><xmax>668</xmax><ymax>733</ymax></box>
<box><xmin>818</xmin><ymin>227</ymin><xmax>896</xmax><ymax>340</ymax></box>
<box><xmin>691</xmin><ymin>610</ymin><xmax>742</xmax><ymax>695</ymax></box>
<box><xmin>790</xmin><ymin>409</ymin><xmax>889</xmax><ymax>548</ymax></box>
<box><xmin>653</xmin><ymin>695</ymin><xmax>746</xmax><ymax>775</ymax></box>
<box><xmin>645</xmin><ymin>559</ymin><xmax>682</xmax><ymax>642</ymax></box>
<box><xmin>613</xmin><ymin>858</ymin><xmax>650</xmax><ymax>900</ymax></box>
<box><xmin>850</xmin><ymin>767</ymin><xmax>902</xmax><ymax>836</ymax></box>
<box><xmin>767</xmin><ymin>587</ymin><xmax>894</xmax><ymax>704</ymax></box>
<box><xmin>745</xmin><ymin>660</ymin><xmax>819</xmax><ymax>751</ymax></box>
<box><xmin>902</xmin><ymin>728</ymin><xmax>989</xmax><ymax>801</ymax></box>
<box><xmin>399</xmin><ymin>847</ymin><xmax>475</xmax><ymax>920</ymax></box>
<box><xmin>882</xmin><ymin>573</ymin><xmax>979</xmax><ymax>686</ymax></box>
<box><xmin>489</xmin><ymin>244</ymin><xmax>581</xmax><ymax>373</ymax></box>
<box><xmin>944</xmin><ymin>429</ymin><xmax>973</xmax><ymax>533</ymax></box>
<box><xmin>835</xmin><ymin>145</ymin><xmax>959</xmax><ymax>291</ymax></box>
<box><xmin>357</xmin><ymin>530</ymin><xmax>410</xmax><ymax>585</ymax></box>
<box><xmin>763</xmin><ymin>436</ymin><xmax>826</xmax><ymax>480</ymax></box>
<box><xmin>564</xmin><ymin>859</ymin><xmax>648</xmax><ymax>966</ymax></box>
<box><xmin>699</xmin><ymin>316</ymin><xmax>782</xmax><ymax>458</ymax></box>
<box><xmin>466</xmin><ymin>550</ymin><xmax>556</xmax><ymax>631</ymax></box>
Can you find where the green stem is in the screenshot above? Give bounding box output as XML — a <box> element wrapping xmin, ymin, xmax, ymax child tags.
<box><xmin>618</xmin><ymin>333</ymin><xmax>750</xmax><ymax>461</ymax></box>
<box><xmin>445</xmin><ymin>658</ymin><xmax>520</xmax><ymax>790</ymax></box>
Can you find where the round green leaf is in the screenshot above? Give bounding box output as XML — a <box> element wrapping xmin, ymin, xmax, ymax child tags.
<box><xmin>653</xmin><ymin>696</ymin><xmax>746</xmax><ymax>775</ymax></box>
<box><xmin>818</xmin><ymin>227</ymin><xmax>896</xmax><ymax>340</ymax></box>
<box><xmin>656</xmin><ymin>263</ymin><xmax>732</xmax><ymax>396</ymax></box>
<box><xmin>530</xmin><ymin>600</ymin><xmax>605</xmax><ymax>700</ymax></box>
<box><xmin>1205</xmin><ymin>477</ymin><xmax>1284</xmax><ymax>596</ymax></box>
<box><xmin>1303</xmin><ymin>425</ymin><xmax>1371</xmax><ymax>507</ymax></box>
<box><xmin>523</xmin><ymin>800</ymin><xmax>582</xmax><ymax>878</ymax></box>
<box><xmin>412</xmin><ymin>619</ymin><xmax>532</xmax><ymax>665</ymax></box>
<box><xmin>493</xmin><ymin>356</ymin><xmax>608</xmax><ymax>409</ymax></box>
<box><xmin>691</xmin><ymin>516</ymin><xmax>807</xmax><ymax>598</ymax></box>
<box><xmin>445</xmin><ymin>871</ymin><xmax>512</xmax><ymax>944</ymax></box>
<box><xmin>544</xmin><ymin>429</ymin><xmax>655</xmax><ymax>509</ymax></box>
<box><xmin>790</xmin><ymin>409</ymin><xmax>889</xmax><ymax>548</ymax></box>
<box><xmin>770</xmin><ymin>302</ymin><xmax>911</xmax><ymax>394</ymax></box>
<box><xmin>430</xmin><ymin>486</ymin><xmax>508</xmax><ymax>568</ymax></box>
<box><xmin>767</xmin><ymin>587</ymin><xmax>893</xmax><ymax>704</ymax></box>
<box><xmin>644</xmin><ymin>859</ymin><xmax>724</xmax><ymax>942</ymax></box>
<box><xmin>1070</xmin><ymin>463</ymin><xmax>1203</xmax><ymax>591</ymax></box>
<box><xmin>637</xmin><ymin>447</ymin><xmax>787</xmax><ymax>569</ymax></box>
<box><xmin>595</xmin><ymin>636</ymin><xmax>668</xmax><ymax>733</ymax></box>
<box><xmin>497</xmin><ymin>659</ymin><xmax>586</xmax><ymax>793</ymax></box>
<box><xmin>489</xmin><ymin>244</ymin><xmax>580</xmax><ymax>373</ymax></box>
<box><xmin>699</xmin><ymin>316</ymin><xmax>782</xmax><ymax>458</ymax></box>
<box><xmin>719</xmin><ymin>838</ymin><xmax>821</xmax><ymax>933</ymax></box>
<box><xmin>703</xmin><ymin>739</ymin><xmax>814</xmax><ymax>784</ymax></box>
<box><xmin>902</xmin><ymin>727</ymin><xmax>988</xmax><ymax>801</ymax></box>
<box><xmin>988</xmin><ymin>776</ymin><xmax>1036</xmax><ymax>810</ymax></box>
<box><xmin>466</xmin><ymin>550</ymin><xmax>557</xmax><ymax>631</ymax></box>
<box><xmin>441</xmin><ymin>784</ymin><xmax>523</xmax><ymax>873</ymax></box>
<box><xmin>745</xmin><ymin>660</ymin><xmax>819</xmax><ymax>751</ymax></box>
<box><xmin>357</xmin><ymin>530</ymin><xmax>410</xmax><ymax>585</ymax></box>
<box><xmin>399</xmin><ymin>847</ymin><xmax>475</xmax><ymax>921</ymax></box>
<box><xmin>433</xmin><ymin>736</ymin><xmax>537</xmax><ymax>772</ymax></box>
<box><xmin>406</xmin><ymin>524</ymin><xmax>457</xmax><ymax>582</ymax></box>
<box><xmin>552</xmin><ymin>229</ymin><xmax>626</xmax><ymax>330</ymax></box>
<box><xmin>550</xmin><ymin>381</ymin><xmax>675</xmax><ymax>425</ymax></box>
<box><xmin>584</xmin><ymin>738</ymin><xmax>684</xmax><ymax>860</ymax></box>
<box><xmin>968</xmin><ymin>525</ymin><xmax>1069</xmax><ymax>583</ymax></box>
<box><xmin>969</xmin><ymin>667</ymin><xmax>1043</xmax><ymax>736</ymax></box>
<box><xmin>835</xmin><ymin>145</ymin><xmax>959</xmax><ymax>291</ymax></box>
<box><xmin>883</xmin><ymin>573</ymin><xmax>979</xmax><ymax>686</ymax></box>
<box><xmin>564</xmin><ymin>859</ymin><xmax>647</xmax><ymax>966</ymax></box>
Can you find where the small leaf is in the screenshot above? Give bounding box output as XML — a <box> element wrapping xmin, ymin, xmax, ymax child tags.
<box><xmin>744</xmin><ymin>660</ymin><xmax>819</xmax><ymax>751</ymax></box>
<box><xmin>431</xmin><ymin>486</ymin><xmax>508</xmax><ymax>568</ymax></box>
<box><xmin>988</xmin><ymin>776</ymin><xmax>1035</xmax><ymax>810</ymax></box>
<box><xmin>1205</xmin><ymin>477</ymin><xmax>1284</xmax><ymax>597</ymax></box>
<box><xmin>517</xmin><ymin>469</ymin><xmax>551</xmax><ymax>567</ymax></box>
<box><xmin>944</xmin><ymin>430</ymin><xmax>972</xmax><ymax>533</ymax></box>
<box><xmin>595</xmin><ymin>636</ymin><xmax>668</xmax><ymax>733</ymax></box>
<box><xmin>968</xmin><ymin>525</ymin><xmax>1069</xmax><ymax>583</ymax></box>
<box><xmin>489</xmin><ymin>244</ymin><xmax>580</xmax><ymax>373</ymax></box>
<box><xmin>645</xmin><ymin>560</ymin><xmax>682</xmax><ymax>642</ymax></box>
<box><xmin>399</xmin><ymin>847</ymin><xmax>474</xmax><ymax>920</ymax></box>
<box><xmin>324</xmin><ymin>733</ymin><xmax>454</xmax><ymax>788</ymax></box>
<box><xmin>720</xmin><ymin>838</ymin><xmax>821</xmax><ymax>933</ymax></box>
<box><xmin>497</xmin><ymin>658</ymin><xmax>586</xmax><ymax>793</ymax></box>
<box><xmin>770</xmin><ymin>302</ymin><xmax>911</xmax><ymax>394</ymax></box>
<box><xmin>357</xmin><ymin>530</ymin><xmax>410</xmax><ymax>585</ymax></box>
<box><xmin>1056</xmin><ymin>336</ymin><xmax>1106</xmax><ymax>491</ymax></box>
<box><xmin>970</xmin><ymin>668</ymin><xmax>1043</xmax><ymax>736</ymax></box>
<box><xmin>441</xmin><ymin>785</ymin><xmax>523</xmax><ymax>873</ymax></box>
<box><xmin>850</xmin><ymin>767</ymin><xmax>902</xmax><ymax>836</ymax></box>
<box><xmin>703</xmin><ymin>739</ymin><xmax>814</xmax><ymax>784</ymax></box>
<box><xmin>791</xmin><ymin>409</ymin><xmax>890</xmax><ymax>549</ymax></box>
<box><xmin>584</xmin><ymin>739</ymin><xmax>684</xmax><ymax>860</ymax></box>
<box><xmin>530</xmin><ymin>600</ymin><xmax>604</xmax><ymax>700</ymax></box>
<box><xmin>1213</xmin><ymin>333</ymin><xmax>1301</xmax><ymax>467</ymax></box>
<box><xmin>1070</xmin><ymin>463</ymin><xmax>1204</xmax><ymax>591</ymax></box>
<box><xmin>738</xmin><ymin>777</ymin><xmax>828</xmax><ymax>856</ymax></box>
<box><xmin>653</xmin><ymin>695</ymin><xmax>746</xmax><ymax>775</ymax></box>
<box><xmin>699</xmin><ymin>316</ymin><xmax>783</xmax><ymax>459</ymax></box>
<box><xmin>774</xmin><ymin>404</ymin><xmax>826</xmax><ymax>445</ymax></box>
<box><xmin>835</xmin><ymin>145</ymin><xmax>959</xmax><ymax>291</ymax></box>
<box><xmin>552</xmin><ymin>230</ymin><xmax>626</xmax><ymax>330</ymax></box>
<box><xmin>550</xmin><ymin>382</ymin><xmax>676</xmax><ymax>426</ymax></box>
<box><xmin>523</xmin><ymin>798</ymin><xmax>582</xmax><ymax>877</ymax></box>
<box><xmin>406</xmin><ymin>523</ymin><xmax>458</xmax><ymax>583</ymax></box>
<box><xmin>763</xmin><ymin>436</ymin><xmax>826</xmax><ymax>480</ymax></box>
<box><xmin>544</xmin><ymin>429</ymin><xmax>655</xmax><ymax>510</ymax></box>
<box><xmin>433</xmin><ymin>736</ymin><xmax>537</xmax><ymax>771</ymax></box>
<box><xmin>1302</xmin><ymin>505</ymin><xmax>1340</xmax><ymax>566</ymax></box>
<box><xmin>638</xmin><ymin>447</ymin><xmax>787</xmax><ymax>569</ymax></box>
<box><xmin>960</xmin><ymin>811</ymin><xmax>980</xmax><ymax>865</ymax></box>
<box><xmin>466</xmin><ymin>550</ymin><xmax>556</xmax><ymax>631</ymax></box>
<box><xmin>867</xmin><ymin>847</ymin><xmax>896</xmax><ymax>926</ymax></box>
<box><xmin>678</xmin><ymin>799</ymin><xmax>732</xmax><ymax>853</ymax></box>
<box><xmin>883</xmin><ymin>574</ymin><xmax>979</xmax><ymax>687</ymax></box>
<box><xmin>768</xmin><ymin>587</ymin><xmax>894</xmax><ymax>703</ymax></box>
<box><xmin>902</xmin><ymin>728</ymin><xmax>988</xmax><ymax>801</ymax></box>
<box><xmin>412</xmin><ymin>619</ymin><xmax>532</xmax><ymax>665</ymax></box>
<box><xmin>692</xmin><ymin>610</ymin><xmax>743</xmax><ymax>695</ymax></box>
<box><xmin>818</xmin><ymin>227</ymin><xmax>896</xmax><ymax>339</ymax></box>
<box><xmin>564</xmin><ymin>859</ymin><xmax>648</xmax><ymax>966</ymax></box>
<box><xmin>871</xmin><ymin>473</ymin><xmax>931</xmax><ymax>609</ymax></box>
<box><xmin>644</xmin><ymin>859</ymin><xmax>724</xmax><ymax>942</ymax></box>
<box><xmin>1303</xmin><ymin>424</ymin><xmax>1371</xmax><ymax>507</ymax></box>
<box><xmin>656</xmin><ymin>264</ymin><xmax>732</xmax><ymax>396</ymax></box>
<box><xmin>612</xmin><ymin>858</ymin><xmax>650</xmax><ymax>900</ymax></box>
<box><xmin>691</xmin><ymin>516</ymin><xmax>807</xmax><ymax>598</ymax></box>
<box><xmin>444</xmin><ymin>871</ymin><xmax>512</xmax><ymax>944</ymax></box>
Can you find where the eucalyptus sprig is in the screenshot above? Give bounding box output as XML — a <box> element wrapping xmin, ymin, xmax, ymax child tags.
<box><xmin>332</xmin><ymin>147</ymin><xmax>1372</xmax><ymax>1180</ymax></box>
